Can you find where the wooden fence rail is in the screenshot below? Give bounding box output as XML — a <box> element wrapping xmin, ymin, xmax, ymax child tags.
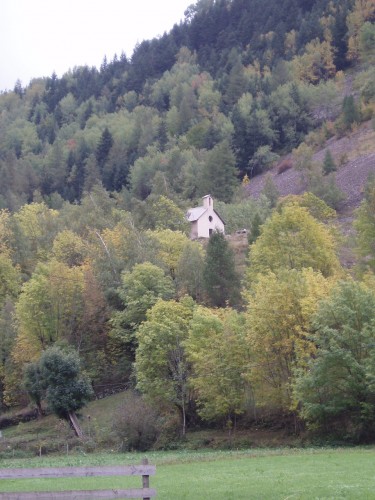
<box><xmin>0</xmin><ymin>458</ymin><xmax>156</xmax><ymax>499</ymax></box>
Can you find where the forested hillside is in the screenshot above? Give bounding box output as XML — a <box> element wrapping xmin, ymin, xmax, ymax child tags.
<box><xmin>1</xmin><ymin>0</ymin><xmax>375</xmax><ymax>445</ymax></box>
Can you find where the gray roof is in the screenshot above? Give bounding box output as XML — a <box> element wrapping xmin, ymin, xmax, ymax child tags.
<box><xmin>186</xmin><ymin>207</ymin><xmax>225</xmax><ymax>224</ymax></box>
<box><xmin>186</xmin><ymin>206</ymin><xmax>207</xmax><ymax>222</ymax></box>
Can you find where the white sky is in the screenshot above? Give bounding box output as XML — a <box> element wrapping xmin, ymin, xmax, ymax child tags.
<box><xmin>0</xmin><ymin>0</ymin><xmax>192</xmax><ymax>91</ymax></box>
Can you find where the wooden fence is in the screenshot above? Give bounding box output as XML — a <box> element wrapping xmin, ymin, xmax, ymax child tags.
<box><xmin>0</xmin><ymin>458</ymin><xmax>156</xmax><ymax>499</ymax></box>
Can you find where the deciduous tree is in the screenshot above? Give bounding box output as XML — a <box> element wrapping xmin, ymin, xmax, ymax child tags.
<box><xmin>244</xmin><ymin>268</ymin><xmax>332</xmax><ymax>410</ymax></box>
<box><xmin>24</xmin><ymin>347</ymin><xmax>93</xmax><ymax>424</ymax></box>
<box><xmin>110</xmin><ymin>262</ymin><xmax>175</xmax><ymax>358</ymax></box>
<box><xmin>295</xmin><ymin>280</ymin><xmax>375</xmax><ymax>440</ymax></box>
<box><xmin>247</xmin><ymin>204</ymin><xmax>340</xmax><ymax>284</ymax></box>
<box><xmin>13</xmin><ymin>260</ymin><xmax>85</xmax><ymax>365</ymax></box>
<box><xmin>135</xmin><ymin>297</ymin><xmax>195</xmax><ymax>435</ymax></box>
<box><xmin>354</xmin><ymin>175</ymin><xmax>375</xmax><ymax>274</ymax></box>
<box><xmin>186</xmin><ymin>307</ymin><xmax>250</xmax><ymax>426</ymax></box>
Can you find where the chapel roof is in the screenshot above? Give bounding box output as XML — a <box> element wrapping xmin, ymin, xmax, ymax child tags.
<box><xmin>186</xmin><ymin>206</ymin><xmax>207</xmax><ymax>222</ymax></box>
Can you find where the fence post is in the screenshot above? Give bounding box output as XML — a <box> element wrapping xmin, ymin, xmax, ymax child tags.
<box><xmin>142</xmin><ymin>458</ymin><xmax>150</xmax><ymax>500</ymax></box>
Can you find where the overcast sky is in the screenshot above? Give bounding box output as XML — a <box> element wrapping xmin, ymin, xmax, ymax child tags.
<box><xmin>1</xmin><ymin>0</ymin><xmax>192</xmax><ymax>91</ymax></box>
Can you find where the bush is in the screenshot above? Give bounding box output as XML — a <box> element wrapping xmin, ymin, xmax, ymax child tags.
<box><xmin>309</xmin><ymin>173</ymin><xmax>346</xmax><ymax>210</ymax></box>
<box><xmin>361</xmin><ymin>106</ymin><xmax>373</xmax><ymax>122</ymax></box>
<box><xmin>113</xmin><ymin>392</ymin><xmax>160</xmax><ymax>451</ymax></box>
<box><xmin>277</xmin><ymin>158</ymin><xmax>293</xmax><ymax>174</ymax></box>
<box><xmin>153</xmin><ymin>411</ymin><xmax>181</xmax><ymax>450</ymax></box>
<box><xmin>304</xmin><ymin>128</ymin><xmax>326</xmax><ymax>148</ymax></box>
<box><xmin>322</xmin><ymin>149</ymin><xmax>336</xmax><ymax>175</ymax></box>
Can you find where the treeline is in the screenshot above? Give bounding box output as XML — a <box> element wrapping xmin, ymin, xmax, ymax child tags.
<box><xmin>1</xmin><ymin>181</ymin><xmax>375</xmax><ymax>442</ymax></box>
<box><xmin>1</xmin><ymin>0</ymin><xmax>374</xmax><ymax>210</ymax></box>
<box><xmin>0</xmin><ymin>0</ymin><xmax>375</xmax><ymax>444</ymax></box>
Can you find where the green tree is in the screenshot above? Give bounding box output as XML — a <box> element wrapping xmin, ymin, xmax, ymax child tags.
<box><xmin>135</xmin><ymin>297</ymin><xmax>195</xmax><ymax>435</ymax></box>
<box><xmin>223</xmin><ymin>60</ymin><xmax>248</xmax><ymax>108</ymax></box>
<box><xmin>13</xmin><ymin>202</ymin><xmax>60</xmax><ymax>275</ymax></box>
<box><xmin>248</xmin><ymin>212</ymin><xmax>263</xmax><ymax>245</ymax></box>
<box><xmin>110</xmin><ymin>262</ymin><xmax>175</xmax><ymax>358</ymax></box>
<box><xmin>354</xmin><ymin>175</ymin><xmax>375</xmax><ymax>274</ymax></box>
<box><xmin>147</xmin><ymin>229</ymin><xmax>190</xmax><ymax>280</ymax></box>
<box><xmin>203</xmin><ymin>231</ymin><xmax>240</xmax><ymax>307</ymax></box>
<box><xmin>295</xmin><ymin>280</ymin><xmax>375</xmax><ymax>440</ymax></box>
<box><xmin>340</xmin><ymin>95</ymin><xmax>361</xmax><ymax>132</ymax></box>
<box><xmin>0</xmin><ymin>254</ymin><xmax>21</xmax><ymax>308</ymax></box>
<box><xmin>200</xmin><ymin>140</ymin><xmax>238</xmax><ymax>203</ymax></box>
<box><xmin>0</xmin><ymin>300</ymin><xmax>18</xmax><ymax>409</ymax></box>
<box><xmin>278</xmin><ymin>192</ymin><xmax>337</xmax><ymax>223</ymax></box>
<box><xmin>247</xmin><ymin>204</ymin><xmax>340</xmax><ymax>284</ymax></box>
<box><xmin>359</xmin><ymin>22</ymin><xmax>375</xmax><ymax>63</ymax></box>
<box><xmin>248</xmin><ymin>146</ymin><xmax>279</xmax><ymax>178</ymax></box>
<box><xmin>36</xmin><ymin>347</ymin><xmax>93</xmax><ymax>421</ymax></box>
<box><xmin>175</xmin><ymin>241</ymin><xmax>205</xmax><ymax>302</ymax></box>
<box><xmin>23</xmin><ymin>362</ymin><xmax>44</xmax><ymax>416</ymax></box>
<box><xmin>144</xmin><ymin>195</ymin><xmax>189</xmax><ymax>232</ymax></box>
<box><xmin>13</xmin><ymin>260</ymin><xmax>85</xmax><ymax>365</ymax></box>
<box><xmin>52</xmin><ymin>230</ymin><xmax>87</xmax><ymax>267</ymax></box>
<box><xmin>186</xmin><ymin>307</ymin><xmax>250</xmax><ymax>427</ymax></box>
<box><xmin>322</xmin><ymin>149</ymin><xmax>336</xmax><ymax>175</ymax></box>
<box><xmin>261</xmin><ymin>173</ymin><xmax>279</xmax><ymax>208</ymax></box>
<box><xmin>96</xmin><ymin>127</ymin><xmax>113</xmax><ymax>173</ymax></box>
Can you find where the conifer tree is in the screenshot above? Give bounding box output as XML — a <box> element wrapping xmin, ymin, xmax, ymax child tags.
<box><xmin>342</xmin><ymin>95</ymin><xmax>361</xmax><ymax>130</ymax></box>
<box><xmin>96</xmin><ymin>127</ymin><xmax>114</xmax><ymax>173</ymax></box>
<box><xmin>203</xmin><ymin>231</ymin><xmax>239</xmax><ymax>307</ymax></box>
<box><xmin>323</xmin><ymin>149</ymin><xmax>336</xmax><ymax>175</ymax></box>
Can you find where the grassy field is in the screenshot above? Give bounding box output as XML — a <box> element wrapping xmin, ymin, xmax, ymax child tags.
<box><xmin>0</xmin><ymin>447</ymin><xmax>375</xmax><ymax>499</ymax></box>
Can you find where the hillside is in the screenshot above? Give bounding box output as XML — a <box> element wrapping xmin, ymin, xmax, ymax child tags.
<box><xmin>246</xmin><ymin>120</ymin><xmax>375</xmax><ymax>214</ymax></box>
<box><xmin>0</xmin><ymin>0</ymin><xmax>375</xmax><ymax>446</ymax></box>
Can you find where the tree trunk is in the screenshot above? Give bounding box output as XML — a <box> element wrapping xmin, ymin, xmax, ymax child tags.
<box><xmin>68</xmin><ymin>411</ymin><xmax>84</xmax><ymax>439</ymax></box>
<box><xmin>181</xmin><ymin>400</ymin><xmax>186</xmax><ymax>436</ymax></box>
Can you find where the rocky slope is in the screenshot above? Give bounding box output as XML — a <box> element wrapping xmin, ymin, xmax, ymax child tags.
<box><xmin>246</xmin><ymin>121</ymin><xmax>375</xmax><ymax>215</ymax></box>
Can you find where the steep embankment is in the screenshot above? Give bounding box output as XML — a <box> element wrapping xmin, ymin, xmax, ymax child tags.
<box><xmin>246</xmin><ymin>120</ymin><xmax>375</xmax><ymax>215</ymax></box>
<box><xmin>245</xmin><ymin>120</ymin><xmax>375</xmax><ymax>269</ymax></box>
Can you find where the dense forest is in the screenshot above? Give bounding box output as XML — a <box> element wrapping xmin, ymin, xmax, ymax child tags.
<box><xmin>1</xmin><ymin>0</ymin><xmax>375</xmax><ymax>445</ymax></box>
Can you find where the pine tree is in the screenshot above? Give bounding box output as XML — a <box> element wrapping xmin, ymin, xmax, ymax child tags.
<box><xmin>323</xmin><ymin>149</ymin><xmax>336</xmax><ymax>175</ymax></box>
<box><xmin>96</xmin><ymin>127</ymin><xmax>113</xmax><ymax>173</ymax></box>
<box><xmin>203</xmin><ymin>231</ymin><xmax>239</xmax><ymax>307</ymax></box>
<box><xmin>342</xmin><ymin>95</ymin><xmax>361</xmax><ymax>130</ymax></box>
<box><xmin>201</xmin><ymin>140</ymin><xmax>238</xmax><ymax>202</ymax></box>
<box><xmin>248</xmin><ymin>212</ymin><xmax>263</xmax><ymax>245</ymax></box>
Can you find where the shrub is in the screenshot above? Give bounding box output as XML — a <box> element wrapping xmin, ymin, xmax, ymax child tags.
<box><xmin>248</xmin><ymin>146</ymin><xmax>279</xmax><ymax>177</ymax></box>
<box><xmin>361</xmin><ymin>106</ymin><xmax>373</xmax><ymax>122</ymax></box>
<box><xmin>322</xmin><ymin>149</ymin><xmax>336</xmax><ymax>175</ymax></box>
<box><xmin>153</xmin><ymin>411</ymin><xmax>181</xmax><ymax>450</ymax></box>
<box><xmin>304</xmin><ymin>128</ymin><xmax>326</xmax><ymax>148</ymax></box>
<box><xmin>338</xmin><ymin>153</ymin><xmax>348</xmax><ymax>166</ymax></box>
<box><xmin>309</xmin><ymin>173</ymin><xmax>346</xmax><ymax>210</ymax></box>
<box><xmin>113</xmin><ymin>391</ymin><xmax>160</xmax><ymax>451</ymax></box>
<box><xmin>277</xmin><ymin>158</ymin><xmax>293</xmax><ymax>174</ymax></box>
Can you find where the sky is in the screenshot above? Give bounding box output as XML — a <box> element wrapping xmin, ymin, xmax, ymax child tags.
<box><xmin>0</xmin><ymin>0</ymin><xmax>192</xmax><ymax>91</ymax></box>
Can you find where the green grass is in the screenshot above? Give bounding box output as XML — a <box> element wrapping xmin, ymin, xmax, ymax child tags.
<box><xmin>1</xmin><ymin>447</ymin><xmax>375</xmax><ymax>499</ymax></box>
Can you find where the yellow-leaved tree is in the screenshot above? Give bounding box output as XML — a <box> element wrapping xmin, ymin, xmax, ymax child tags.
<box><xmin>4</xmin><ymin>260</ymin><xmax>84</xmax><ymax>405</ymax></box>
<box><xmin>246</xmin><ymin>203</ymin><xmax>341</xmax><ymax>285</ymax></box>
<box><xmin>292</xmin><ymin>38</ymin><xmax>336</xmax><ymax>84</ymax></box>
<box><xmin>244</xmin><ymin>268</ymin><xmax>334</xmax><ymax>411</ymax></box>
<box><xmin>185</xmin><ymin>307</ymin><xmax>250</xmax><ymax>428</ymax></box>
<box><xmin>13</xmin><ymin>202</ymin><xmax>59</xmax><ymax>274</ymax></box>
<box><xmin>147</xmin><ymin>229</ymin><xmax>190</xmax><ymax>279</ymax></box>
<box><xmin>347</xmin><ymin>0</ymin><xmax>375</xmax><ymax>62</ymax></box>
